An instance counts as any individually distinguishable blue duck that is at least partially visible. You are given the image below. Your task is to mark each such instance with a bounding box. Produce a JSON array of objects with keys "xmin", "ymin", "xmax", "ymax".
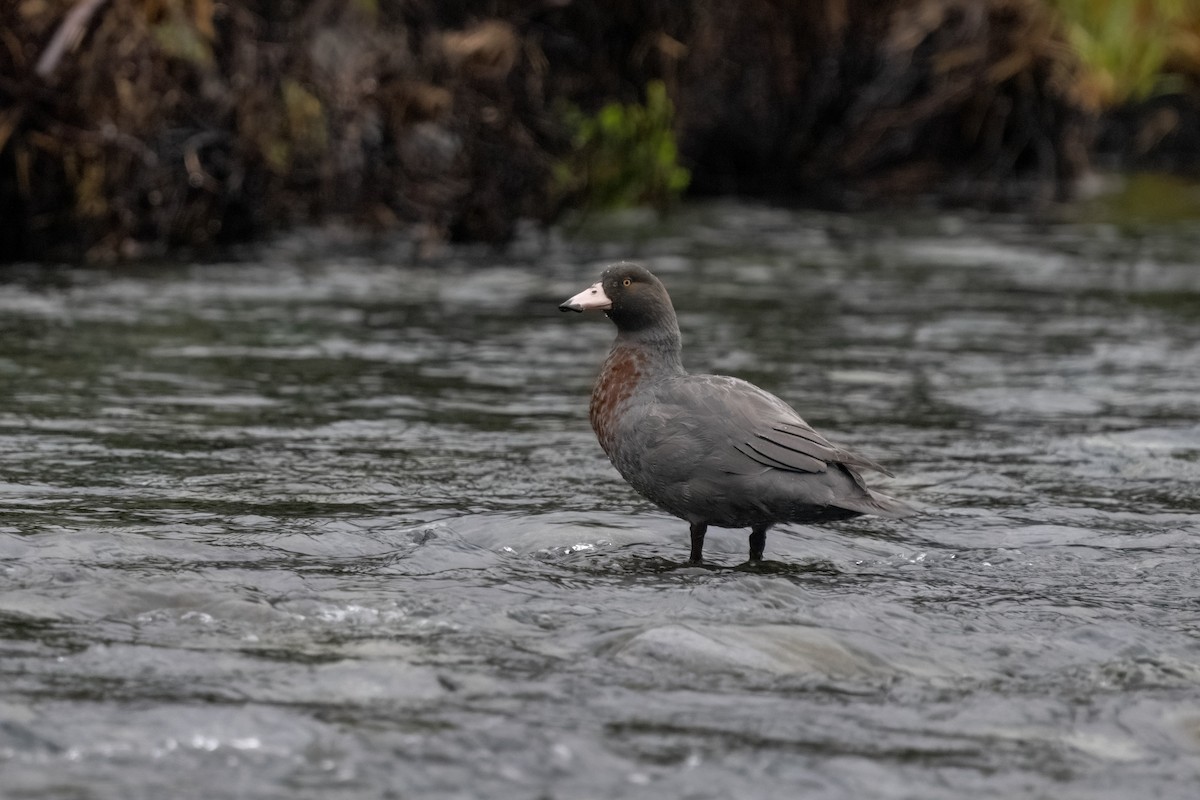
[{"xmin": 560, "ymin": 262, "xmax": 915, "ymax": 564}]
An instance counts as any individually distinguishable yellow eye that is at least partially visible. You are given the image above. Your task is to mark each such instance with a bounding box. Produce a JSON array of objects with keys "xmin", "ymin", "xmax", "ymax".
[{"xmin": 623, "ymin": 278, "xmax": 632, "ymax": 287}]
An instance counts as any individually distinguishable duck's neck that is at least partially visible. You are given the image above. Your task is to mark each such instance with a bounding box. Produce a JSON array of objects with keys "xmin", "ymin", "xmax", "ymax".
[
  {"xmin": 590, "ymin": 327, "xmax": 684, "ymax": 455},
  {"xmin": 613, "ymin": 325, "xmax": 684, "ymax": 377}
]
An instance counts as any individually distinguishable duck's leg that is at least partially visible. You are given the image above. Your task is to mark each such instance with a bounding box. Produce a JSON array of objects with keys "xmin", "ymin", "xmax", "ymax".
[
  {"xmin": 748, "ymin": 525, "xmax": 768, "ymax": 562},
  {"xmin": 688, "ymin": 522, "xmax": 707, "ymax": 564}
]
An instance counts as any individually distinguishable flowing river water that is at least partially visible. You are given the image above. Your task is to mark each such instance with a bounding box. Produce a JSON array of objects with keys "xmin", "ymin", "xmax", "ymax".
[{"xmin": 1, "ymin": 202, "xmax": 1199, "ymax": 798}]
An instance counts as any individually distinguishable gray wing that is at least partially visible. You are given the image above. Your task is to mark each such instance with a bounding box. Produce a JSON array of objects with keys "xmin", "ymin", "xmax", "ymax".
[
  {"xmin": 740, "ymin": 421, "xmax": 895, "ymax": 477},
  {"xmin": 654, "ymin": 374, "xmax": 894, "ymax": 477}
]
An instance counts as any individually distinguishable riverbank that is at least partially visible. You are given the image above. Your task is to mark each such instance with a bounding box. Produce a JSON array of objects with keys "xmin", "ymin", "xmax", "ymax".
[{"xmin": 2, "ymin": 0, "xmax": 1199, "ymax": 262}]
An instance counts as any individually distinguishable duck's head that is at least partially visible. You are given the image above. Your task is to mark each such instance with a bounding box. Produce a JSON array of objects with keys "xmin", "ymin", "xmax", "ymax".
[{"xmin": 559, "ymin": 262, "xmax": 677, "ymax": 334}]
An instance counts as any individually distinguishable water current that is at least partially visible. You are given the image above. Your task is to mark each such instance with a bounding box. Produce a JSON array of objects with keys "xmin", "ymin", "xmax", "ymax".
[{"xmin": 1, "ymin": 202, "xmax": 1199, "ymax": 798}]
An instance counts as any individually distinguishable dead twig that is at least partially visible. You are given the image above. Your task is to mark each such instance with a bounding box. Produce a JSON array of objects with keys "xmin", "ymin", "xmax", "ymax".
[
  {"xmin": 35, "ymin": 0, "xmax": 111, "ymax": 80},
  {"xmin": 0, "ymin": 0, "xmax": 111, "ymax": 156}
]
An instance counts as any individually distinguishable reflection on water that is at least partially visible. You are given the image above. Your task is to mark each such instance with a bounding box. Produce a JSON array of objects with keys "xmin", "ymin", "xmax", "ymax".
[{"xmin": 2, "ymin": 204, "xmax": 1199, "ymax": 798}]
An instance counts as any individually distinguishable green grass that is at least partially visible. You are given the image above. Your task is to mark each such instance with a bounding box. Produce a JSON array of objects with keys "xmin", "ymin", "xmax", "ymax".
[
  {"xmin": 1051, "ymin": 0, "xmax": 1193, "ymax": 106},
  {"xmin": 553, "ymin": 81, "xmax": 691, "ymax": 212}
]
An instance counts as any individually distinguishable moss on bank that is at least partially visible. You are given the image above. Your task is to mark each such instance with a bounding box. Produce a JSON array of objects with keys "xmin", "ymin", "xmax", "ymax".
[{"xmin": 0, "ymin": 1, "xmax": 1196, "ymax": 262}]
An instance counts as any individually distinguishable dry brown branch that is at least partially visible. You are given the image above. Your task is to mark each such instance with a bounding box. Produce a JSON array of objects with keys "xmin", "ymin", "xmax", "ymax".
[{"xmin": 35, "ymin": 0, "xmax": 111, "ymax": 80}]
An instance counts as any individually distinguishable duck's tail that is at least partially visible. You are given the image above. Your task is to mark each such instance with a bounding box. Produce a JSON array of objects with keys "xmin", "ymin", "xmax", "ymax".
[
  {"xmin": 861, "ymin": 488, "xmax": 919, "ymax": 518},
  {"xmin": 836, "ymin": 464, "xmax": 920, "ymax": 518}
]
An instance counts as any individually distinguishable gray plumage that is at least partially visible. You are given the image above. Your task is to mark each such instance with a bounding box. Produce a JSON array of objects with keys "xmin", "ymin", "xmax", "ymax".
[{"xmin": 560, "ymin": 262, "xmax": 915, "ymax": 563}]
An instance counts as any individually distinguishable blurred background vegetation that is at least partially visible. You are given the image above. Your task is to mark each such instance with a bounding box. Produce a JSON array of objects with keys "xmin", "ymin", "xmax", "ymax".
[{"xmin": 2, "ymin": 0, "xmax": 1200, "ymax": 262}]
